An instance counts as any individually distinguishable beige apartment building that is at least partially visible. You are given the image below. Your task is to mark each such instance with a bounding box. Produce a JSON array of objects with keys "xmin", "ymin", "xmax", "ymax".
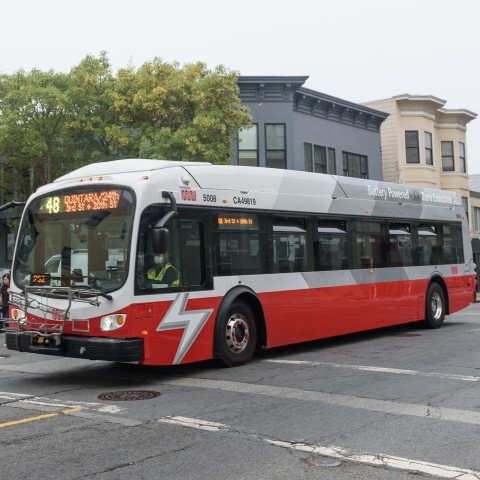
[{"xmin": 364, "ymin": 94, "xmax": 476, "ymax": 218}]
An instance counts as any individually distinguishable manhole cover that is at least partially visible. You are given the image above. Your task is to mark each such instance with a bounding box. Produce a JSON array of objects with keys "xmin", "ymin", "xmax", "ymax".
[{"xmin": 98, "ymin": 390, "xmax": 161, "ymax": 401}]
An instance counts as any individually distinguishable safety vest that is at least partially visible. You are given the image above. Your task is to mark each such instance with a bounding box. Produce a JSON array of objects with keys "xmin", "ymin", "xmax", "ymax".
[{"xmin": 147, "ymin": 263, "xmax": 181, "ymax": 286}]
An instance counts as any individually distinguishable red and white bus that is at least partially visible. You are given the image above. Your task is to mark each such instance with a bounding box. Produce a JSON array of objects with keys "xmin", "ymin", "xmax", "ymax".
[{"xmin": 5, "ymin": 159, "xmax": 476, "ymax": 366}]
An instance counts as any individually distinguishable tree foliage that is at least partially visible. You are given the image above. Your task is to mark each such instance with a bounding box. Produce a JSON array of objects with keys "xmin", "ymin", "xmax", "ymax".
[
  {"xmin": 0, "ymin": 68, "xmax": 71, "ymax": 196},
  {"xmin": 110, "ymin": 59, "xmax": 251, "ymax": 163},
  {"xmin": 0, "ymin": 54, "xmax": 251, "ymax": 203}
]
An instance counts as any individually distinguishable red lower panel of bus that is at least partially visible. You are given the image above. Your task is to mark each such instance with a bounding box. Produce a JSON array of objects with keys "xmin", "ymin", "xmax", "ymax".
[
  {"xmin": 259, "ymin": 276, "xmax": 472, "ymax": 349},
  {"xmin": 139, "ymin": 275, "xmax": 474, "ymax": 366}
]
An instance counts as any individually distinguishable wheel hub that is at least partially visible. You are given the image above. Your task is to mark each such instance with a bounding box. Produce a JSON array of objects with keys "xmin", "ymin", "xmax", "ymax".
[
  {"xmin": 431, "ymin": 292, "xmax": 443, "ymax": 320},
  {"xmin": 225, "ymin": 314, "xmax": 249, "ymax": 354}
]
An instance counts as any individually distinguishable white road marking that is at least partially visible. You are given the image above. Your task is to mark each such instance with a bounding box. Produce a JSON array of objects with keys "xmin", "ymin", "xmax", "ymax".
[
  {"xmin": 65, "ymin": 409, "xmax": 142, "ymax": 427},
  {"xmin": 0, "ymin": 391, "xmax": 124, "ymax": 413},
  {"xmin": 158, "ymin": 415, "xmax": 480, "ymax": 479},
  {"xmin": 264, "ymin": 359, "xmax": 480, "ymax": 382},
  {"xmin": 158, "ymin": 416, "xmax": 228, "ymax": 431},
  {"xmin": 162, "ymin": 377, "xmax": 480, "ymax": 425},
  {"xmin": 0, "ymin": 391, "xmax": 31, "ymax": 400},
  {"xmin": 267, "ymin": 439, "xmax": 480, "ymax": 479}
]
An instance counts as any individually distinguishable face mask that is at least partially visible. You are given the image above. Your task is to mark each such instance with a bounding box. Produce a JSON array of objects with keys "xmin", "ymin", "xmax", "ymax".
[{"xmin": 154, "ymin": 255, "xmax": 164, "ymax": 264}]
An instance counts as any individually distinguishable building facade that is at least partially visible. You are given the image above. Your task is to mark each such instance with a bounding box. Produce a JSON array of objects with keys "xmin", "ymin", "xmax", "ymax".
[
  {"xmin": 234, "ymin": 76, "xmax": 388, "ymax": 180},
  {"xmin": 364, "ymin": 94, "xmax": 477, "ymax": 217}
]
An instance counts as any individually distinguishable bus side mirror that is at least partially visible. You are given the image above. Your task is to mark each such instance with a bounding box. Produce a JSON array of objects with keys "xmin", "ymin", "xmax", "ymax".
[{"xmin": 152, "ymin": 228, "xmax": 170, "ymax": 254}]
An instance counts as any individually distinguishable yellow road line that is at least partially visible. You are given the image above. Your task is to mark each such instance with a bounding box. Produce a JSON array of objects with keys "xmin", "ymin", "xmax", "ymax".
[{"xmin": 0, "ymin": 407, "xmax": 82, "ymax": 429}]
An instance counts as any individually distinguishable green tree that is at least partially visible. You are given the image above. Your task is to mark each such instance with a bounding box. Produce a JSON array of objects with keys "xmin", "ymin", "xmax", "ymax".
[
  {"xmin": 66, "ymin": 52, "xmax": 119, "ymax": 164},
  {"xmin": 0, "ymin": 53, "xmax": 118, "ymax": 201},
  {"xmin": 111, "ymin": 59, "xmax": 251, "ymax": 163},
  {"xmin": 0, "ymin": 68, "xmax": 71, "ymax": 199}
]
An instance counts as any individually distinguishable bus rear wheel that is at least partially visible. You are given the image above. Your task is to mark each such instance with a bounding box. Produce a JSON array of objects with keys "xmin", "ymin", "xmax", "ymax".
[
  {"xmin": 215, "ymin": 300, "xmax": 257, "ymax": 367},
  {"xmin": 424, "ymin": 283, "xmax": 445, "ymax": 329}
]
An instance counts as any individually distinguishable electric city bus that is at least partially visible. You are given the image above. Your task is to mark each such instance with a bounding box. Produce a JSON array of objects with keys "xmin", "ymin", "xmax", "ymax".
[{"xmin": 4, "ymin": 159, "xmax": 476, "ymax": 367}]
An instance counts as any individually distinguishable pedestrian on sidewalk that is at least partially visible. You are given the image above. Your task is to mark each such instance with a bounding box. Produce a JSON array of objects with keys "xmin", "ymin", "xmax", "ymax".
[{"xmin": 1, "ymin": 273, "xmax": 11, "ymax": 331}]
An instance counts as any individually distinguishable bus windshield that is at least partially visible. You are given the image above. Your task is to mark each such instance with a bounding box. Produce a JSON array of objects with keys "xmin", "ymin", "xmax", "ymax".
[{"xmin": 13, "ymin": 187, "xmax": 134, "ymax": 293}]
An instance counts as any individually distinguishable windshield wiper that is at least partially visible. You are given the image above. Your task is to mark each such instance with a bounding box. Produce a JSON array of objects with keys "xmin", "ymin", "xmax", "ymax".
[{"xmin": 72, "ymin": 284, "xmax": 113, "ymax": 300}]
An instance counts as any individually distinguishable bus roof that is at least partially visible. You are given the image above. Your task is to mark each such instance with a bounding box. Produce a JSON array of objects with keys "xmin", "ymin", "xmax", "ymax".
[
  {"xmin": 51, "ymin": 159, "xmax": 461, "ymax": 213},
  {"xmin": 54, "ymin": 159, "xmax": 210, "ymax": 182}
]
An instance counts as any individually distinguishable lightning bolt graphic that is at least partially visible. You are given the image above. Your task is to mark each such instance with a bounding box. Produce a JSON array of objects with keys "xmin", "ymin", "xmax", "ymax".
[{"xmin": 157, "ymin": 293, "xmax": 214, "ymax": 365}]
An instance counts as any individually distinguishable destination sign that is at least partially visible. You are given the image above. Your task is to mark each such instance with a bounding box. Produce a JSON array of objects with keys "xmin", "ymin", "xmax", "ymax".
[
  {"xmin": 39, "ymin": 190, "xmax": 121, "ymax": 214},
  {"xmin": 217, "ymin": 214, "xmax": 259, "ymax": 230}
]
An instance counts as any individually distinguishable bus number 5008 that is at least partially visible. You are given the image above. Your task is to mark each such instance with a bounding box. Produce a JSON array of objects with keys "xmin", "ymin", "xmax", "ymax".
[{"xmin": 203, "ymin": 194, "xmax": 217, "ymax": 203}]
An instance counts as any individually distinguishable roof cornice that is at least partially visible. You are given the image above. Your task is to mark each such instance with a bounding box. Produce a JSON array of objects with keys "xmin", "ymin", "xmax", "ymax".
[{"xmin": 298, "ymin": 87, "xmax": 389, "ymax": 119}]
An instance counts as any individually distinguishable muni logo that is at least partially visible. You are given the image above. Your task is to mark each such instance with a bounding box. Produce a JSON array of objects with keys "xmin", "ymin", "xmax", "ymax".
[{"xmin": 156, "ymin": 293, "xmax": 214, "ymax": 364}]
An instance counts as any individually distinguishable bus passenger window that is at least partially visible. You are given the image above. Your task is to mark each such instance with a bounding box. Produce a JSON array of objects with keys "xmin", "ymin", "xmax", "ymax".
[
  {"xmin": 317, "ymin": 221, "xmax": 347, "ymax": 271},
  {"xmin": 273, "ymin": 219, "xmax": 307, "ymax": 273},
  {"xmin": 388, "ymin": 223, "xmax": 413, "ymax": 267},
  {"xmin": 353, "ymin": 221, "xmax": 387, "ymax": 269},
  {"xmin": 441, "ymin": 224, "xmax": 464, "ymax": 264},
  {"xmin": 180, "ymin": 220, "xmax": 204, "ymax": 285},
  {"xmin": 215, "ymin": 212, "xmax": 263, "ymax": 276},
  {"xmin": 417, "ymin": 224, "xmax": 438, "ymax": 265}
]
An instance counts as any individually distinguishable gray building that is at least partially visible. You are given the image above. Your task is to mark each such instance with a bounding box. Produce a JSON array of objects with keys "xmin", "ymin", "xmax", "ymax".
[{"xmin": 234, "ymin": 76, "xmax": 388, "ymax": 180}]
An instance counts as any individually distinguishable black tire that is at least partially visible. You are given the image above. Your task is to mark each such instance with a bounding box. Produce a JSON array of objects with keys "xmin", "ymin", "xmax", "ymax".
[
  {"xmin": 424, "ymin": 283, "xmax": 446, "ymax": 329},
  {"xmin": 215, "ymin": 300, "xmax": 257, "ymax": 367}
]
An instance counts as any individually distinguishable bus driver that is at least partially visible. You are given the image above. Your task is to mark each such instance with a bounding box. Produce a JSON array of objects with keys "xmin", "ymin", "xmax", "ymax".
[{"xmin": 146, "ymin": 253, "xmax": 180, "ymax": 287}]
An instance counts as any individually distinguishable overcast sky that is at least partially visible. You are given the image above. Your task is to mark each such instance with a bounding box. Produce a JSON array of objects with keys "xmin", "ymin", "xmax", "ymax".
[{"xmin": 2, "ymin": 0, "xmax": 479, "ymax": 173}]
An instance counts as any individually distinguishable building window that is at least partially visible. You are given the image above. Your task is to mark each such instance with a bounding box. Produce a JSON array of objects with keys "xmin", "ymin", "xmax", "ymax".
[
  {"xmin": 425, "ymin": 132, "xmax": 433, "ymax": 165},
  {"xmin": 342, "ymin": 152, "xmax": 368, "ymax": 179},
  {"xmin": 238, "ymin": 125, "xmax": 258, "ymax": 166},
  {"xmin": 327, "ymin": 148, "xmax": 336, "ymax": 174},
  {"xmin": 304, "ymin": 143, "xmax": 313, "ymax": 172},
  {"xmin": 265, "ymin": 124, "xmax": 286, "ymax": 169},
  {"xmin": 405, "ymin": 131, "xmax": 420, "ymax": 163},
  {"xmin": 474, "ymin": 207, "xmax": 480, "ymax": 232},
  {"xmin": 314, "ymin": 145, "xmax": 327, "ymax": 173},
  {"xmin": 441, "ymin": 141, "xmax": 454, "ymax": 171},
  {"xmin": 459, "ymin": 142, "xmax": 466, "ymax": 173},
  {"xmin": 304, "ymin": 144, "xmax": 336, "ymax": 174}
]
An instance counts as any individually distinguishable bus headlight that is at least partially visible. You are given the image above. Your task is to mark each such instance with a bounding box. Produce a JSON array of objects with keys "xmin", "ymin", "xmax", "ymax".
[
  {"xmin": 100, "ymin": 314, "xmax": 126, "ymax": 331},
  {"xmin": 11, "ymin": 308, "xmax": 27, "ymax": 325}
]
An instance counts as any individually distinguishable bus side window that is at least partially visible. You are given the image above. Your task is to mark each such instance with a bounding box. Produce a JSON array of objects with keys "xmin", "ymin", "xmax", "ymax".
[
  {"xmin": 180, "ymin": 220, "xmax": 204, "ymax": 286},
  {"xmin": 317, "ymin": 221, "xmax": 348, "ymax": 271},
  {"xmin": 214, "ymin": 212, "xmax": 263, "ymax": 276},
  {"xmin": 273, "ymin": 218, "xmax": 307, "ymax": 273},
  {"xmin": 353, "ymin": 221, "xmax": 387, "ymax": 269},
  {"xmin": 388, "ymin": 223, "xmax": 413, "ymax": 267},
  {"xmin": 417, "ymin": 224, "xmax": 438, "ymax": 266},
  {"xmin": 441, "ymin": 223, "xmax": 464, "ymax": 264}
]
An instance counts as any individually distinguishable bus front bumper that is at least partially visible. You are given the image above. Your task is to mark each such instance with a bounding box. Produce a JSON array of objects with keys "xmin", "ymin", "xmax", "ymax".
[{"xmin": 5, "ymin": 331, "xmax": 144, "ymax": 362}]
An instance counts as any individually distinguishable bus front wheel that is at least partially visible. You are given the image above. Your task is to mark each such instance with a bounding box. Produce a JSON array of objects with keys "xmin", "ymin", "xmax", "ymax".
[
  {"xmin": 425, "ymin": 283, "xmax": 446, "ymax": 329},
  {"xmin": 215, "ymin": 300, "xmax": 257, "ymax": 367}
]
